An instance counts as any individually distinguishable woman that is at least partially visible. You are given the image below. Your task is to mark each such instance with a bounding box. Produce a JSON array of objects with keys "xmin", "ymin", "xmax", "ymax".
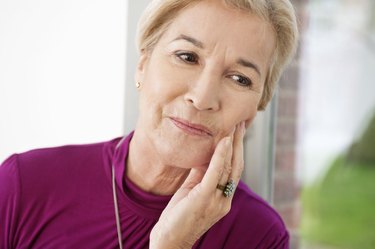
[{"xmin": 0, "ymin": 0, "xmax": 298, "ymax": 248}]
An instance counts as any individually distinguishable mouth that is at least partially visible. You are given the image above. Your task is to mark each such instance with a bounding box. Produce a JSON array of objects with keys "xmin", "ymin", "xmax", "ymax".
[{"xmin": 169, "ymin": 117, "xmax": 213, "ymax": 137}]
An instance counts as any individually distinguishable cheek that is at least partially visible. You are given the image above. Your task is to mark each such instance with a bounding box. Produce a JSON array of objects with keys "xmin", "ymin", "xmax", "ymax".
[
  {"xmin": 246, "ymin": 98, "xmax": 259, "ymax": 118},
  {"xmin": 245, "ymin": 108, "xmax": 258, "ymax": 128},
  {"xmin": 242, "ymin": 98, "xmax": 259, "ymax": 128},
  {"xmin": 141, "ymin": 58, "xmax": 189, "ymax": 103},
  {"xmin": 230, "ymin": 95, "xmax": 259, "ymax": 122},
  {"xmin": 138, "ymin": 61, "xmax": 190, "ymax": 126},
  {"xmin": 220, "ymin": 97, "xmax": 259, "ymax": 136}
]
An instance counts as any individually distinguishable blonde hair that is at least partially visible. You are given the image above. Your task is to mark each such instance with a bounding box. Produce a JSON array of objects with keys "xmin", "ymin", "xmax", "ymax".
[{"xmin": 136, "ymin": 0, "xmax": 299, "ymax": 110}]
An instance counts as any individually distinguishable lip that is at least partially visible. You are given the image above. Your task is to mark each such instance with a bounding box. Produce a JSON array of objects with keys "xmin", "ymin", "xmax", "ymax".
[{"xmin": 169, "ymin": 117, "xmax": 213, "ymax": 137}]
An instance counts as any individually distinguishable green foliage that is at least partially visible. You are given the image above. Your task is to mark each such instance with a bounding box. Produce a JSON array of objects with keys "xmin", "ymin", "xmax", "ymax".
[
  {"xmin": 301, "ymin": 156, "xmax": 375, "ymax": 249},
  {"xmin": 347, "ymin": 113, "xmax": 375, "ymax": 164}
]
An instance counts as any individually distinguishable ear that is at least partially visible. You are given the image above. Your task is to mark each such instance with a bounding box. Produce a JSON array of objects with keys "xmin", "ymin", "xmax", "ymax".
[{"xmin": 135, "ymin": 50, "xmax": 149, "ymax": 84}]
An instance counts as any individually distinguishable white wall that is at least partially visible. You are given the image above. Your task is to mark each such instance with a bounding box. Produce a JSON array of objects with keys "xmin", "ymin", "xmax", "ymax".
[{"xmin": 0, "ymin": 0, "xmax": 128, "ymax": 162}]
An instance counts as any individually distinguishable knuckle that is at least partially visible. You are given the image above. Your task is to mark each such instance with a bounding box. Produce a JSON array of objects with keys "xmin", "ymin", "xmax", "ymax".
[{"xmin": 224, "ymin": 164, "xmax": 232, "ymax": 175}]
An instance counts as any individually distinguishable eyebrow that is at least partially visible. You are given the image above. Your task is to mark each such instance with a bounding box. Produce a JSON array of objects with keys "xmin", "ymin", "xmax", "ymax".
[
  {"xmin": 173, "ymin": 34, "xmax": 261, "ymax": 76},
  {"xmin": 237, "ymin": 58, "xmax": 261, "ymax": 77},
  {"xmin": 172, "ymin": 34, "xmax": 204, "ymax": 49}
]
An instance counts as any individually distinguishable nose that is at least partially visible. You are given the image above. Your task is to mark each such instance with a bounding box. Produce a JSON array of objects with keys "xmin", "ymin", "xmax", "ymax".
[{"xmin": 184, "ymin": 69, "xmax": 221, "ymax": 111}]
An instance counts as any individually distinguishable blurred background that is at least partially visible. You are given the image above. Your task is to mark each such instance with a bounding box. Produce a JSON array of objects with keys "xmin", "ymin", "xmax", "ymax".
[
  {"xmin": 0, "ymin": 0, "xmax": 374, "ymax": 248},
  {"xmin": 297, "ymin": 0, "xmax": 375, "ymax": 248}
]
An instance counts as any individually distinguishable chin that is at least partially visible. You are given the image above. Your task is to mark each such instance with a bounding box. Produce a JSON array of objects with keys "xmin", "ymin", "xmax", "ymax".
[{"xmin": 154, "ymin": 133, "xmax": 214, "ymax": 169}]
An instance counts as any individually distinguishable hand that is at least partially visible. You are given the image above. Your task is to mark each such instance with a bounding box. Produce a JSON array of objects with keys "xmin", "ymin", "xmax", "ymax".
[{"xmin": 150, "ymin": 121, "xmax": 246, "ymax": 249}]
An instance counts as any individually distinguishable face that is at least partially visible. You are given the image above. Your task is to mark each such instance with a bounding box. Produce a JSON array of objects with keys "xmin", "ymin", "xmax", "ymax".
[{"xmin": 135, "ymin": 0, "xmax": 275, "ymax": 169}]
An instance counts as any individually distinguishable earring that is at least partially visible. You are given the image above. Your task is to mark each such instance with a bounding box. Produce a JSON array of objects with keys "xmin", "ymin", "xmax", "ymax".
[{"xmin": 136, "ymin": 82, "xmax": 141, "ymax": 88}]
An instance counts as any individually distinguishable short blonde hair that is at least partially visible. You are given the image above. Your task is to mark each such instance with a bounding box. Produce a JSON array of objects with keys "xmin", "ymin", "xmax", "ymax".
[{"xmin": 137, "ymin": 0, "xmax": 299, "ymax": 110}]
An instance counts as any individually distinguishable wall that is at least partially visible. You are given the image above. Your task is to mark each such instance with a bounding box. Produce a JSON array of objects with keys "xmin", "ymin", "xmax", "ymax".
[
  {"xmin": 273, "ymin": 0, "xmax": 309, "ymax": 248},
  {"xmin": 0, "ymin": 0, "xmax": 127, "ymax": 162}
]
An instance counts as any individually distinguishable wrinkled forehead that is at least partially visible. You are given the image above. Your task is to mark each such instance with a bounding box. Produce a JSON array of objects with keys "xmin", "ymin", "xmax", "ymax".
[{"xmin": 158, "ymin": 0, "xmax": 276, "ymax": 69}]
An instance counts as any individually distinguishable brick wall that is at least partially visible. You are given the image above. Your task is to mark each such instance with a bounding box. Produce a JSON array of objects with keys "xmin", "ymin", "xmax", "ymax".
[{"xmin": 273, "ymin": 1, "xmax": 308, "ymax": 248}]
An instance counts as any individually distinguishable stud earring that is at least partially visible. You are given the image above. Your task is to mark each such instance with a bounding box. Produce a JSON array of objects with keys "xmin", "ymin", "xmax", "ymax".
[{"xmin": 136, "ymin": 82, "xmax": 141, "ymax": 88}]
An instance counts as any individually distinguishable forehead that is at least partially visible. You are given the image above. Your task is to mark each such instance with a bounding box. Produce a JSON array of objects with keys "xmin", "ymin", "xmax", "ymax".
[{"xmin": 159, "ymin": 0, "xmax": 276, "ymax": 67}]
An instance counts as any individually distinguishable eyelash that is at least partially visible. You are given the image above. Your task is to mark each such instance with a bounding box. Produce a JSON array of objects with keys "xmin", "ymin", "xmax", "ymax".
[
  {"xmin": 176, "ymin": 51, "xmax": 199, "ymax": 64},
  {"xmin": 175, "ymin": 51, "xmax": 253, "ymax": 88},
  {"xmin": 229, "ymin": 74, "xmax": 252, "ymax": 88}
]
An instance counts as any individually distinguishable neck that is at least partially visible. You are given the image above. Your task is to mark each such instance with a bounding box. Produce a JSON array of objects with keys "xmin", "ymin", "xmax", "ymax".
[{"xmin": 126, "ymin": 130, "xmax": 190, "ymax": 196}]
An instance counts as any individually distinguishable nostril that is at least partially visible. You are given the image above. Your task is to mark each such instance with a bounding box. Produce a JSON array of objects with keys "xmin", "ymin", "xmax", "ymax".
[
  {"xmin": 184, "ymin": 83, "xmax": 220, "ymax": 111},
  {"xmin": 184, "ymin": 95, "xmax": 217, "ymax": 111}
]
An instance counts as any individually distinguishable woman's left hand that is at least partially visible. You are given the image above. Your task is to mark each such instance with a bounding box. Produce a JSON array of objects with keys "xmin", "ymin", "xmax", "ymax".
[{"xmin": 150, "ymin": 121, "xmax": 246, "ymax": 249}]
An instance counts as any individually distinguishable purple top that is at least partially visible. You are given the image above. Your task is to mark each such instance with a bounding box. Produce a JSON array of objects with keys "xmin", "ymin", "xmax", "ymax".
[{"xmin": 0, "ymin": 132, "xmax": 289, "ymax": 249}]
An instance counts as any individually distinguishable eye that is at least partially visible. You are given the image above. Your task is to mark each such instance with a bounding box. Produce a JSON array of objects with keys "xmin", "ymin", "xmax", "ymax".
[
  {"xmin": 230, "ymin": 74, "xmax": 252, "ymax": 88},
  {"xmin": 175, "ymin": 52, "xmax": 198, "ymax": 64}
]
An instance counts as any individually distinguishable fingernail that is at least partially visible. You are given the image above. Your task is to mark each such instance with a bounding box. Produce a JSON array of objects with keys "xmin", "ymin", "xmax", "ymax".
[{"xmin": 241, "ymin": 122, "xmax": 246, "ymax": 135}]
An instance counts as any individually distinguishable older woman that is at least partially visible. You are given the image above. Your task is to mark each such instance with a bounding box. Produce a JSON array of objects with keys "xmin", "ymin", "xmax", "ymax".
[{"xmin": 0, "ymin": 0, "xmax": 298, "ymax": 248}]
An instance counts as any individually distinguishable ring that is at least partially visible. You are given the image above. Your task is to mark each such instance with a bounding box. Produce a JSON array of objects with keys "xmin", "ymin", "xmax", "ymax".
[
  {"xmin": 216, "ymin": 183, "xmax": 226, "ymax": 191},
  {"xmin": 217, "ymin": 179, "xmax": 236, "ymax": 198}
]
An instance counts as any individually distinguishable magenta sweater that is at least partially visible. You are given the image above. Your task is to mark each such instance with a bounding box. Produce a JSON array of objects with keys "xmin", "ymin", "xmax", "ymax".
[{"xmin": 0, "ymin": 132, "xmax": 289, "ymax": 248}]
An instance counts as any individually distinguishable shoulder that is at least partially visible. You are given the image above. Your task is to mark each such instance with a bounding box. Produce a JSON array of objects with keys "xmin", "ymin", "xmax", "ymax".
[
  {"xmin": 0, "ymin": 154, "xmax": 21, "ymax": 248},
  {"xmin": 0, "ymin": 138, "xmax": 120, "ymax": 195},
  {"xmin": 15, "ymin": 140, "xmax": 108, "ymax": 167},
  {"xmin": 0, "ymin": 138, "xmax": 121, "ymax": 248},
  {"xmin": 0, "ymin": 154, "xmax": 21, "ymax": 202},
  {"xmin": 3, "ymin": 138, "xmax": 119, "ymax": 175}
]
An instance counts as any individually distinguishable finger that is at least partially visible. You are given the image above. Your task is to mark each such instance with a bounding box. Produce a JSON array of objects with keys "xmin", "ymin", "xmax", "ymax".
[
  {"xmin": 201, "ymin": 136, "xmax": 231, "ymax": 191},
  {"xmin": 229, "ymin": 121, "xmax": 246, "ymax": 190},
  {"xmin": 217, "ymin": 127, "xmax": 235, "ymax": 188},
  {"xmin": 180, "ymin": 168, "xmax": 206, "ymax": 190}
]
